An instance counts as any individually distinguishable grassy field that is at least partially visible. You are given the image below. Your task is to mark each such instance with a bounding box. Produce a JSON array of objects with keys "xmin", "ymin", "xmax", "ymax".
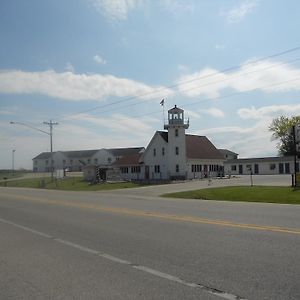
[
  {"xmin": 163, "ymin": 186, "xmax": 300, "ymax": 205},
  {"xmin": 0, "ymin": 177, "xmax": 147, "ymax": 191},
  {"xmin": 0, "ymin": 170, "xmax": 31, "ymax": 180}
]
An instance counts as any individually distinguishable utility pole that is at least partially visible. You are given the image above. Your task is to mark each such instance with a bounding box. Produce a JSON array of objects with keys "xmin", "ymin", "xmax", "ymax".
[
  {"xmin": 12, "ymin": 149, "xmax": 16, "ymax": 175},
  {"xmin": 292, "ymin": 125, "xmax": 297, "ymax": 187},
  {"xmin": 43, "ymin": 120, "xmax": 58, "ymax": 182},
  {"xmin": 294, "ymin": 123, "xmax": 300, "ymax": 187}
]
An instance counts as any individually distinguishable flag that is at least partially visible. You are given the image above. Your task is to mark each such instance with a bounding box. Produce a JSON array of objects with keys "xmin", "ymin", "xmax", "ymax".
[{"xmin": 160, "ymin": 99, "xmax": 165, "ymax": 106}]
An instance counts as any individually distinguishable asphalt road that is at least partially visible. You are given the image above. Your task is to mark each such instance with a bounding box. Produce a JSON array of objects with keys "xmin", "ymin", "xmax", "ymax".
[{"xmin": 0, "ymin": 181, "xmax": 299, "ymax": 300}]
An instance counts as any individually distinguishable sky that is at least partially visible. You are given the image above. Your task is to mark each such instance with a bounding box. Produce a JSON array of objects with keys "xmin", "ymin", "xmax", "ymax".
[{"xmin": 1, "ymin": 0, "xmax": 300, "ymax": 170}]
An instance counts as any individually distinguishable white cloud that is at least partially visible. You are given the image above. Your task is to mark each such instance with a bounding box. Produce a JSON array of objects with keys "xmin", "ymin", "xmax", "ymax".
[
  {"xmin": 162, "ymin": 0, "xmax": 194, "ymax": 16},
  {"xmin": 176, "ymin": 67, "xmax": 228, "ymax": 99},
  {"xmin": 194, "ymin": 117, "xmax": 277, "ymax": 158},
  {"xmin": 184, "ymin": 109, "xmax": 201, "ymax": 119},
  {"xmin": 177, "ymin": 60, "xmax": 300, "ymax": 99},
  {"xmin": 223, "ymin": 0, "xmax": 258, "ymax": 23},
  {"xmin": 238, "ymin": 104, "xmax": 300, "ymax": 120},
  {"xmin": 65, "ymin": 113, "xmax": 155, "ymax": 137},
  {"xmin": 65, "ymin": 62, "xmax": 75, "ymax": 72},
  {"xmin": 185, "ymin": 107, "xmax": 224, "ymax": 119},
  {"xmin": 92, "ymin": 0, "xmax": 142, "ymax": 21},
  {"xmin": 94, "ymin": 55, "xmax": 107, "ymax": 65},
  {"xmin": 200, "ymin": 108, "xmax": 225, "ymax": 118},
  {"xmin": 192, "ymin": 103, "xmax": 300, "ymax": 158},
  {"xmin": 0, "ymin": 69, "xmax": 174, "ymax": 101}
]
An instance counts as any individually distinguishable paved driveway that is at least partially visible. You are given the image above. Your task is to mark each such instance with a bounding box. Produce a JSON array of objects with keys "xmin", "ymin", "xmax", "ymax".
[{"xmin": 107, "ymin": 174, "xmax": 292, "ymax": 197}]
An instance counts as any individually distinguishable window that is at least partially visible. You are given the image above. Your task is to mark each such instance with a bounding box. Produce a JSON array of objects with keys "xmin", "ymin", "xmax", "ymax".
[
  {"xmin": 120, "ymin": 167, "xmax": 129, "ymax": 173},
  {"xmin": 231, "ymin": 165, "xmax": 236, "ymax": 171},
  {"xmin": 107, "ymin": 157, "xmax": 112, "ymax": 163},
  {"xmin": 94, "ymin": 158, "xmax": 98, "ymax": 164},
  {"xmin": 175, "ymin": 147, "xmax": 179, "ymax": 155},
  {"xmin": 153, "ymin": 148, "xmax": 156, "ymax": 156},
  {"xmin": 176, "ymin": 164, "xmax": 179, "ymax": 172},
  {"xmin": 154, "ymin": 165, "xmax": 160, "ymax": 173},
  {"xmin": 87, "ymin": 159, "xmax": 90, "ymax": 164},
  {"xmin": 70, "ymin": 160, "xmax": 73, "ymax": 165},
  {"xmin": 34, "ymin": 160, "xmax": 37, "ymax": 165},
  {"xmin": 131, "ymin": 166, "xmax": 141, "ymax": 173},
  {"xmin": 162, "ymin": 147, "xmax": 165, "ymax": 156},
  {"xmin": 45, "ymin": 160, "xmax": 48, "ymax": 165},
  {"xmin": 246, "ymin": 164, "xmax": 252, "ymax": 171},
  {"xmin": 191, "ymin": 165, "xmax": 202, "ymax": 172},
  {"xmin": 63, "ymin": 160, "xmax": 66, "ymax": 165},
  {"xmin": 270, "ymin": 164, "xmax": 276, "ymax": 170},
  {"xmin": 175, "ymin": 129, "xmax": 178, "ymax": 137}
]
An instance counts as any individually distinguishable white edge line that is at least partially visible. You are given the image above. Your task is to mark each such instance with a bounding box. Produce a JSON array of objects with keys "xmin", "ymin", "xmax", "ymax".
[
  {"xmin": 0, "ymin": 216, "xmax": 247, "ymax": 300},
  {"xmin": 54, "ymin": 238, "xmax": 99, "ymax": 255},
  {"xmin": 0, "ymin": 217, "xmax": 52, "ymax": 238}
]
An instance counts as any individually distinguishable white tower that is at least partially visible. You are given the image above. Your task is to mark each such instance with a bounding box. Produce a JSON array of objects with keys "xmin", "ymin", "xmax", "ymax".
[{"xmin": 164, "ymin": 105, "xmax": 189, "ymax": 179}]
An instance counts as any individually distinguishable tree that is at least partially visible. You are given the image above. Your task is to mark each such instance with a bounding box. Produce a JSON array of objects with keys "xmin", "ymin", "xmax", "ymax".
[{"xmin": 269, "ymin": 116, "xmax": 300, "ymax": 156}]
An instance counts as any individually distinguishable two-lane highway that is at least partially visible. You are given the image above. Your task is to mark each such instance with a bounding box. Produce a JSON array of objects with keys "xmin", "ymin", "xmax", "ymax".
[{"xmin": 0, "ymin": 186, "xmax": 299, "ymax": 299}]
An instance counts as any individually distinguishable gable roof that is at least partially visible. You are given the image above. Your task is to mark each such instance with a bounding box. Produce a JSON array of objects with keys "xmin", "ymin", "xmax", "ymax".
[
  {"xmin": 186, "ymin": 135, "xmax": 223, "ymax": 160},
  {"xmin": 112, "ymin": 153, "xmax": 143, "ymax": 166},
  {"xmin": 63, "ymin": 150, "xmax": 99, "ymax": 158},
  {"xmin": 33, "ymin": 152, "xmax": 53, "ymax": 160},
  {"xmin": 33, "ymin": 147, "xmax": 144, "ymax": 161},
  {"xmin": 107, "ymin": 147, "xmax": 144, "ymax": 157},
  {"xmin": 218, "ymin": 149, "xmax": 238, "ymax": 156}
]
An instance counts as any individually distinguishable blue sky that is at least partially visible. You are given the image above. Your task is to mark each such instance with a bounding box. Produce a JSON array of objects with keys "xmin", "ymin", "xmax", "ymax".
[{"xmin": 1, "ymin": 0, "xmax": 300, "ymax": 169}]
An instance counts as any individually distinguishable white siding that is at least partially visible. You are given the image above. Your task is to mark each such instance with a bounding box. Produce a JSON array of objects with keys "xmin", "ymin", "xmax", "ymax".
[
  {"xmin": 91, "ymin": 149, "xmax": 115, "ymax": 166},
  {"xmin": 142, "ymin": 133, "xmax": 169, "ymax": 180},
  {"xmin": 167, "ymin": 126, "xmax": 187, "ymax": 179},
  {"xmin": 224, "ymin": 158, "xmax": 299, "ymax": 175}
]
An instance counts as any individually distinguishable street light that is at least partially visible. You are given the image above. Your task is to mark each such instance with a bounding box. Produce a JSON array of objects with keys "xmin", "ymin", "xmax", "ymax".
[
  {"xmin": 10, "ymin": 120, "xmax": 58, "ymax": 181},
  {"xmin": 12, "ymin": 149, "xmax": 16, "ymax": 175}
]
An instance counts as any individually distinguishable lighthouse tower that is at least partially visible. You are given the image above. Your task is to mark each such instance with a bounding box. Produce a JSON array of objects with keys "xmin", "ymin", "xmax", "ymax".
[{"xmin": 164, "ymin": 105, "xmax": 189, "ymax": 179}]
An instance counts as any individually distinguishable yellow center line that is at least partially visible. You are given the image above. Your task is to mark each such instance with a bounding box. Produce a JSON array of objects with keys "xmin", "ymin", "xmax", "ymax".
[{"xmin": 2, "ymin": 192, "xmax": 300, "ymax": 235}]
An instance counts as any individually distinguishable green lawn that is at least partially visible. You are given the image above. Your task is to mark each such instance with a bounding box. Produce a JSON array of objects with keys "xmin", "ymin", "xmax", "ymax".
[
  {"xmin": 0, "ymin": 177, "xmax": 147, "ymax": 191},
  {"xmin": 163, "ymin": 186, "xmax": 300, "ymax": 205}
]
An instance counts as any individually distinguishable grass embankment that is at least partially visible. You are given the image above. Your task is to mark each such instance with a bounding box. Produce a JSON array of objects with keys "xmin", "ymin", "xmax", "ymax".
[
  {"xmin": 163, "ymin": 186, "xmax": 300, "ymax": 205},
  {"xmin": 0, "ymin": 177, "xmax": 145, "ymax": 191}
]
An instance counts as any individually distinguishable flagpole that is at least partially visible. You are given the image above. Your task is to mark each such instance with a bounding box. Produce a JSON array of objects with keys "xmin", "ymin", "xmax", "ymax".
[{"xmin": 160, "ymin": 99, "xmax": 165, "ymax": 127}]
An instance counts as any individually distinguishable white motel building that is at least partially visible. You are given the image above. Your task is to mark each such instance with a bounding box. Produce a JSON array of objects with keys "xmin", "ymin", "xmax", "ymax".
[{"xmin": 33, "ymin": 105, "xmax": 299, "ymax": 181}]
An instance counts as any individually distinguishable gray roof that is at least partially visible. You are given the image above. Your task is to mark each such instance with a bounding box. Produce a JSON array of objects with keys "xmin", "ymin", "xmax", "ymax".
[
  {"xmin": 218, "ymin": 149, "xmax": 238, "ymax": 156},
  {"xmin": 225, "ymin": 156, "xmax": 295, "ymax": 164},
  {"xmin": 107, "ymin": 147, "xmax": 144, "ymax": 157},
  {"xmin": 33, "ymin": 147, "xmax": 144, "ymax": 160},
  {"xmin": 33, "ymin": 152, "xmax": 53, "ymax": 159},
  {"xmin": 63, "ymin": 150, "xmax": 99, "ymax": 158}
]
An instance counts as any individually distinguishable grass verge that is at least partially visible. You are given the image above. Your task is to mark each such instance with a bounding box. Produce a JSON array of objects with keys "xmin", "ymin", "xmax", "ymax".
[
  {"xmin": 162, "ymin": 186, "xmax": 300, "ymax": 205},
  {"xmin": 0, "ymin": 177, "xmax": 147, "ymax": 191}
]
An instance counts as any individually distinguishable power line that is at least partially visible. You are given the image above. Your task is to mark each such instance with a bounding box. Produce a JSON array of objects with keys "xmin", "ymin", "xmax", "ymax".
[
  {"xmin": 57, "ymin": 46, "xmax": 300, "ymax": 121},
  {"xmin": 61, "ymin": 75, "xmax": 300, "ymax": 126},
  {"xmin": 64, "ymin": 57, "xmax": 300, "ymax": 119}
]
